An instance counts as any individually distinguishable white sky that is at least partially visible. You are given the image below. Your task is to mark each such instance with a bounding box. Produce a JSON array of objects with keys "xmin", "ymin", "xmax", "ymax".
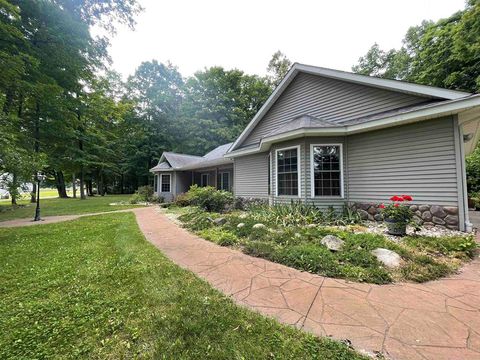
[{"xmin": 102, "ymin": 0, "xmax": 466, "ymax": 78}]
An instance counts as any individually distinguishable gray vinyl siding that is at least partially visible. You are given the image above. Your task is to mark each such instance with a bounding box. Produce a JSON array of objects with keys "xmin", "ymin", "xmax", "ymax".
[
  {"xmin": 241, "ymin": 73, "xmax": 433, "ymax": 147},
  {"xmin": 233, "ymin": 116, "xmax": 460, "ymax": 209},
  {"xmin": 347, "ymin": 117, "xmax": 458, "ymax": 206},
  {"xmin": 234, "ymin": 152, "xmax": 269, "ymax": 198}
]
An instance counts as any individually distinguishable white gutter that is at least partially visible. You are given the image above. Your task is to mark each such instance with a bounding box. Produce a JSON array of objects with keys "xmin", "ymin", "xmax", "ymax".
[{"xmin": 226, "ymin": 95, "xmax": 480, "ymax": 158}]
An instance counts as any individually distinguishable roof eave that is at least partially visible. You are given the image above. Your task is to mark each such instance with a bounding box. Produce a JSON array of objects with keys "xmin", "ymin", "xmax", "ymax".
[
  {"xmin": 228, "ymin": 63, "xmax": 472, "ymax": 153},
  {"xmin": 226, "ymin": 95, "xmax": 480, "ymax": 158}
]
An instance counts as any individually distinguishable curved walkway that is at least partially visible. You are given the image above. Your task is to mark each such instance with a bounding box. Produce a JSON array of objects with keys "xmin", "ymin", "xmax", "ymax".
[{"xmin": 134, "ymin": 207, "xmax": 480, "ymax": 360}]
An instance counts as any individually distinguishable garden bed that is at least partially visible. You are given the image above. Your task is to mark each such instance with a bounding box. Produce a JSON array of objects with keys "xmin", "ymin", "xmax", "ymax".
[{"xmin": 167, "ymin": 204, "xmax": 477, "ymax": 285}]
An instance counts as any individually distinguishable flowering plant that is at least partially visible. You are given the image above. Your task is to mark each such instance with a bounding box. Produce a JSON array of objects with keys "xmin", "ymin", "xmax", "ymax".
[{"xmin": 379, "ymin": 195, "xmax": 414, "ymax": 223}]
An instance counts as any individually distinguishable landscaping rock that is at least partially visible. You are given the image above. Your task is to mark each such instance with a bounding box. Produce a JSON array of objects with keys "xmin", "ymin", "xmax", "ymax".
[
  {"xmin": 367, "ymin": 206, "xmax": 377, "ymax": 215},
  {"xmin": 409, "ymin": 205, "xmax": 418, "ymax": 212},
  {"xmin": 412, "ymin": 215, "xmax": 422, "ymax": 225},
  {"xmin": 237, "ymin": 223, "xmax": 245, "ymax": 228},
  {"xmin": 306, "ymin": 224, "xmax": 317, "ymax": 228},
  {"xmin": 357, "ymin": 209, "xmax": 369, "ymax": 220},
  {"xmin": 419, "ymin": 205, "xmax": 430, "ymax": 212},
  {"xmin": 371, "ymin": 248, "xmax": 402, "ymax": 268},
  {"xmin": 444, "ymin": 215, "xmax": 459, "ymax": 226},
  {"xmin": 357, "ymin": 203, "xmax": 371, "ymax": 211},
  {"xmin": 320, "ymin": 235, "xmax": 344, "ymax": 251},
  {"xmin": 421, "ymin": 211, "xmax": 432, "ymax": 222},
  {"xmin": 253, "ymin": 223, "xmax": 266, "ymax": 229},
  {"xmin": 374, "ymin": 213, "xmax": 383, "ymax": 221},
  {"xmin": 432, "ymin": 216, "xmax": 446, "ymax": 225},
  {"xmin": 444, "ymin": 207, "xmax": 458, "ymax": 215},
  {"xmin": 431, "ymin": 205, "xmax": 447, "ymax": 218},
  {"xmin": 214, "ymin": 217, "xmax": 227, "ymax": 226}
]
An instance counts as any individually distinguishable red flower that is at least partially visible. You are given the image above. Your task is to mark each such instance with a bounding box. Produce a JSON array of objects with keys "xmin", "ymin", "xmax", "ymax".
[
  {"xmin": 401, "ymin": 195, "xmax": 413, "ymax": 201},
  {"xmin": 394, "ymin": 203, "xmax": 399, "ymax": 207},
  {"xmin": 390, "ymin": 195, "xmax": 404, "ymax": 202},
  {"xmin": 379, "ymin": 204, "xmax": 385, "ymax": 209}
]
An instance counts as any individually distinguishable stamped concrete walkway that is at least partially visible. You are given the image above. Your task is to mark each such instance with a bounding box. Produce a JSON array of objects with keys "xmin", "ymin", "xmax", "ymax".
[{"xmin": 134, "ymin": 207, "xmax": 480, "ymax": 360}]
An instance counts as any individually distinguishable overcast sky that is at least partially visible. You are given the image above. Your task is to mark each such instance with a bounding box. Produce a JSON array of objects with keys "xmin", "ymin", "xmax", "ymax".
[{"xmin": 101, "ymin": 0, "xmax": 466, "ymax": 78}]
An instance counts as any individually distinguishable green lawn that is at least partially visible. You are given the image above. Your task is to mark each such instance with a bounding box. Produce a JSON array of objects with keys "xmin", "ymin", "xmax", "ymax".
[
  {"xmin": 0, "ymin": 213, "xmax": 363, "ymax": 359},
  {"xmin": 0, "ymin": 195, "xmax": 140, "ymax": 222}
]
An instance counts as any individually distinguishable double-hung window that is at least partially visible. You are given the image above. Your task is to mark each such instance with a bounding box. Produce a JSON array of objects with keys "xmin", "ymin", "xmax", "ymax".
[
  {"xmin": 276, "ymin": 147, "xmax": 299, "ymax": 196},
  {"xmin": 217, "ymin": 172, "xmax": 230, "ymax": 191},
  {"xmin": 311, "ymin": 145, "xmax": 343, "ymax": 197},
  {"xmin": 161, "ymin": 174, "xmax": 171, "ymax": 192}
]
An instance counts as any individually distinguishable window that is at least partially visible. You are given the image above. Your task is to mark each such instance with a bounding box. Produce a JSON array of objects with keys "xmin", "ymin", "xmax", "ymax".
[
  {"xmin": 276, "ymin": 146, "xmax": 300, "ymax": 196},
  {"xmin": 311, "ymin": 145, "xmax": 343, "ymax": 197},
  {"xmin": 161, "ymin": 174, "xmax": 171, "ymax": 192},
  {"xmin": 201, "ymin": 173, "xmax": 209, "ymax": 187},
  {"xmin": 217, "ymin": 172, "xmax": 230, "ymax": 191}
]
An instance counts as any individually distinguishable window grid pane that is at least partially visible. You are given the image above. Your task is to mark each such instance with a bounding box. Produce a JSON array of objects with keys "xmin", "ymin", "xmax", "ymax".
[
  {"xmin": 161, "ymin": 175, "xmax": 170, "ymax": 192},
  {"xmin": 313, "ymin": 146, "xmax": 341, "ymax": 197},
  {"xmin": 277, "ymin": 148, "xmax": 298, "ymax": 196}
]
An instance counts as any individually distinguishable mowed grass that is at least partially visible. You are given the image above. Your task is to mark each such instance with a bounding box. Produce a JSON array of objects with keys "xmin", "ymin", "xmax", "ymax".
[
  {"xmin": 0, "ymin": 195, "xmax": 140, "ymax": 222},
  {"xmin": 0, "ymin": 213, "xmax": 364, "ymax": 359}
]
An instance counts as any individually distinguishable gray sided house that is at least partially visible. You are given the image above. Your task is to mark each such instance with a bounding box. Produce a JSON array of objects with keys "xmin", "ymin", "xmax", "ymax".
[
  {"xmin": 150, "ymin": 143, "xmax": 233, "ymax": 202},
  {"xmin": 152, "ymin": 63, "xmax": 480, "ymax": 231}
]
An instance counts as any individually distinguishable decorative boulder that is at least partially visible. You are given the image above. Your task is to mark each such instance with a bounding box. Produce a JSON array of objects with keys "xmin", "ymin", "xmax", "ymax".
[
  {"xmin": 371, "ymin": 248, "xmax": 402, "ymax": 268},
  {"xmin": 421, "ymin": 211, "xmax": 432, "ymax": 222},
  {"xmin": 321, "ymin": 235, "xmax": 344, "ymax": 251},
  {"xmin": 306, "ymin": 224, "xmax": 317, "ymax": 228},
  {"xmin": 213, "ymin": 217, "xmax": 227, "ymax": 226},
  {"xmin": 252, "ymin": 223, "xmax": 266, "ymax": 229},
  {"xmin": 374, "ymin": 213, "xmax": 383, "ymax": 222},
  {"xmin": 357, "ymin": 209, "xmax": 369, "ymax": 221},
  {"xmin": 237, "ymin": 223, "xmax": 245, "ymax": 228}
]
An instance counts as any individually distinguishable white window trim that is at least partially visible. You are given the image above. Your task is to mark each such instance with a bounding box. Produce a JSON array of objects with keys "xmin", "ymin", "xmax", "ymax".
[
  {"xmin": 310, "ymin": 143, "xmax": 344, "ymax": 199},
  {"xmin": 160, "ymin": 173, "xmax": 171, "ymax": 193},
  {"xmin": 201, "ymin": 173, "xmax": 209, "ymax": 187},
  {"xmin": 219, "ymin": 171, "xmax": 230, "ymax": 191},
  {"xmin": 275, "ymin": 145, "xmax": 301, "ymax": 198}
]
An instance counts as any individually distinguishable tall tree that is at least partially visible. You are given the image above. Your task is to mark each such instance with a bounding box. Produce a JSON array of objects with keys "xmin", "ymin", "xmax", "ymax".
[
  {"xmin": 352, "ymin": 0, "xmax": 480, "ymax": 93},
  {"xmin": 267, "ymin": 51, "xmax": 292, "ymax": 87}
]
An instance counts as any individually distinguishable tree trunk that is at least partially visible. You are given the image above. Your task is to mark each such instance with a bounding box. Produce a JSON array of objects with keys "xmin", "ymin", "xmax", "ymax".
[
  {"xmin": 72, "ymin": 173, "xmax": 77, "ymax": 198},
  {"xmin": 55, "ymin": 171, "xmax": 68, "ymax": 198},
  {"xmin": 120, "ymin": 173, "xmax": 125, "ymax": 194},
  {"xmin": 79, "ymin": 167, "xmax": 86, "ymax": 200},
  {"xmin": 100, "ymin": 171, "xmax": 105, "ymax": 196},
  {"xmin": 87, "ymin": 179, "xmax": 94, "ymax": 196},
  {"xmin": 31, "ymin": 182, "xmax": 37, "ymax": 203},
  {"xmin": 10, "ymin": 173, "xmax": 17, "ymax": 205}
]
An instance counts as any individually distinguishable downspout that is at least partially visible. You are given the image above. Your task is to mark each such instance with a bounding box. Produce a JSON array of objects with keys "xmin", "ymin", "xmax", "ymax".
[
  {"xmin": 453, "ymin": 115, "xmax": 470, "ymax": 232},
  {"xmin": 344, "ymin": 135, "xmax": 349, "ymax": 207}
]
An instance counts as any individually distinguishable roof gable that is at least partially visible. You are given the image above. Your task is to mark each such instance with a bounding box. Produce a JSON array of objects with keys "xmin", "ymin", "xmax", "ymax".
[{"xmin": 229, "ymin": 63, "xmax": 471, "ymax": 151}]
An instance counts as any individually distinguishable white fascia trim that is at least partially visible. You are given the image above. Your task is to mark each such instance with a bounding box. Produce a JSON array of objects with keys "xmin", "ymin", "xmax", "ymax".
[
  {"xmin": 226, "ymin": 95, "xmax": 480, "ymax": 158},
  {"xmin": 274, "ymin": 145, "xmax": 301, "ymax": 198},
  {"xmin": 309, "ymin": 144, "xmax": 344, "ymax": 199},
  {"xmin": 295, "ymin": 64, "xmax": 471, "ymax": 100},
  {"xmin": 228, "ymin": 63, "xmax": 471, "ymax": 153}
]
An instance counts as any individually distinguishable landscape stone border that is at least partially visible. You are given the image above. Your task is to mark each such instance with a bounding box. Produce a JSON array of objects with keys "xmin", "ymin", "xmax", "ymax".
[{"xmin": 351, "ymin": 202, "xmax": 459, "ymax": 230}]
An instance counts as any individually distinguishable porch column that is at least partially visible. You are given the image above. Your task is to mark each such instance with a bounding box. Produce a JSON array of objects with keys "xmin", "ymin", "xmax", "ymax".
[{"xmin": 215, "ymin": 168, "xmax": 218, "ymax": 189}]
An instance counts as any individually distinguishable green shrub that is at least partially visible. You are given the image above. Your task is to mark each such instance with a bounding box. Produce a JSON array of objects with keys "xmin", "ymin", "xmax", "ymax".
[
  {"xmin": 178, "ymin": 209, "xmax": 217, "ymax": 231},
  {"xmin": 176, "ymin": 185, "xmax": 233, "ymax": 212},
  {"xmin": 198, "ymin": 228, "xmax": 239, "ymax": 246},
  {"xmin": 129, "ymin": 185, "xmax": 158, "ymax": 203}
]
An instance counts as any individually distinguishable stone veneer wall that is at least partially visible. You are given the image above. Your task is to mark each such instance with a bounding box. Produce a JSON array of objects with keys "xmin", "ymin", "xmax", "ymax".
[{"xmin": 350, "ymin": 203, "xmax": 460, "ymax": 230}]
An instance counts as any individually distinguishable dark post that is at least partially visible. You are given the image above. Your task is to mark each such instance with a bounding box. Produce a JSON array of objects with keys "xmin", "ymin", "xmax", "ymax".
[{"xmin": 33, "ymin": 172, "xmax": 45, "ymax": 222}]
